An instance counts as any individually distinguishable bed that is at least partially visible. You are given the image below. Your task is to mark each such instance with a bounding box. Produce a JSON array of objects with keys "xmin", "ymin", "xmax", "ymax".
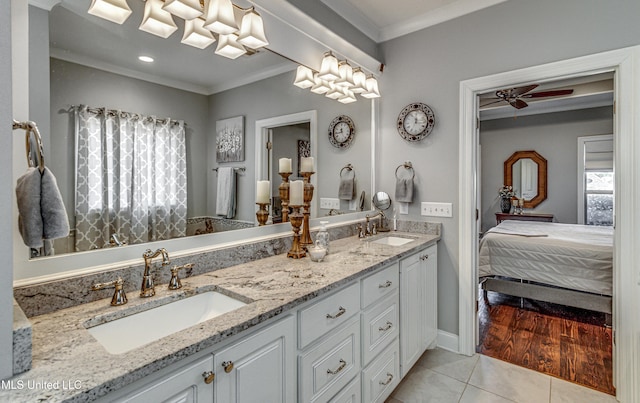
[{"xmin": 479, "ymin": 220, "xmax": 613, "ymax": 315}]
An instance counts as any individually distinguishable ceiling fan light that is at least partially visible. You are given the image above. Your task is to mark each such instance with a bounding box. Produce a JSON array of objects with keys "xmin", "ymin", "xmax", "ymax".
[
  {"xmin": 318, "ymin": 52, "xmax": 340, "ymax": 81},
  {"xmin": 162, "ymin": 0, "xmax": 203, "ymax": 20},
  {"xmin": 361, "ymin": 76, "xmax": 381, "ymax": 98},
  {"xmin": 334, "ymin": 60, "xmax": 355, "ymax": 88},
  {"xmin": 88, "ymin": 0, "xmax": 132, "ymax": 24},
  {"xmin": 338, "ymin": 89, "xmax": 357, "ymax": 104},
  {"xmin": 215, "ymin": 33, "xmax": 246, "ymax": 59},
  {"xmin": 203, "ymin": 0, "xmax": 239, "ymax": 35},
  {"xmin": 237, "ymin": 8, "xmax": 269, "ymax": 49},
  {"xmin": 181, "ymin": 18, "xmax": 216, "ymax": 49},
  {"xmin": 350, "ymin": 67, "xmax": 367, "ymax": 93},
  {"xmin": 293, "ymin": 65, "xmax": 315, "ymax": 89},
  {"xmin": 310, "ymin": 74, "xmax": 331, "ymax": 94},
  {"xmin": 325, "ymin": 83, "xmax": 345, "ymax": 100},
  {"xmin": 139, "ymin": 0, "xmax": 178, "ymax": 38}
]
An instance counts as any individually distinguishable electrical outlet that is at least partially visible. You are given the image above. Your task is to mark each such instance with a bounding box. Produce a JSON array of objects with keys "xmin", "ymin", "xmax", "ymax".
[
  {"xmin": 320, "ymin": 198, "xmax": 340, "ymax": 209},
  {"xmin": 399, "ymin": 202, "xmax": 409, "ymax": 215},
  {"xmin": 421, "ymin": 202, "xmax": 453, "ymax": 217},
  {"xmin": 348, "ymin": 199, "xmax": 357, "ymax": 211}
]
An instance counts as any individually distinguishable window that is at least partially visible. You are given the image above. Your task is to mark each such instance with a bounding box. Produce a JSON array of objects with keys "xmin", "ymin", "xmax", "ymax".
[{"xmin": 577, "ymin": 135, "xmax": 614, "ymax": 226}]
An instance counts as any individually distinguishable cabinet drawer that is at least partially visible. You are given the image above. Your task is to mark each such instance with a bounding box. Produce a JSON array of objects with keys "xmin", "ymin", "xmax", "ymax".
[
  {"xmin": 328, "ymin": 376, "xmax": 361, "ymax": 403},
  {"xmin": 362, "ymin": 340, "xmax": 400, "ymax": 403},
  {"xmin": 299, "ymin": 316, "xmax": 361, "ymax": 403},
  {"xmin": 298, "ymin": 282, "xmax": 360, "ymax": 348},
  {"xmin": 361, "ymin": 262, "xmax": 399, "ymax": 309},
  {"xmin": 361, "ymin": 291, "xmax": 399, "ymax": 366}
]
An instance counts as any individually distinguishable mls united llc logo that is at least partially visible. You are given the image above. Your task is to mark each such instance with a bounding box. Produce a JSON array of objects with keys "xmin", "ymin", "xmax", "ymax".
[{"xmin": 1, "ymin": 379, "xmax": 82, "ymax": 390}]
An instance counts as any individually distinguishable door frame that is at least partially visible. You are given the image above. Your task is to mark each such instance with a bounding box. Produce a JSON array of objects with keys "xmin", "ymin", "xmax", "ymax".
[{"xmin": 458, "ymin": 46, "xmax": 640, "ymax": 402}]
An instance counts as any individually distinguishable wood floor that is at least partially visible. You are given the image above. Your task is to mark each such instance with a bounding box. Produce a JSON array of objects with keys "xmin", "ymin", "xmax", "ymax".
[{"xmin": 477, "ymin": 290, "xmax": 615, "ymax": 395}]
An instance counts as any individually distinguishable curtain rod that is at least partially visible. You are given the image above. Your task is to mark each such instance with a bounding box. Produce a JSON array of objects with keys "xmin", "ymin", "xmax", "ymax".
[{"xmin": 68, "ymin": 105, "xmax": 184, "ymax": 126}]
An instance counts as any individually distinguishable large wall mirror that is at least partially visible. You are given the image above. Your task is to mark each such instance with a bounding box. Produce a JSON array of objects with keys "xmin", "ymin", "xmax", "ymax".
[
  {"xmin": 15, "ymin": 0, "xmax": 377, "ymax": 282},
  {"xmin": 504, "ymin": 150, "xmax": 547, "ymax": 208}
]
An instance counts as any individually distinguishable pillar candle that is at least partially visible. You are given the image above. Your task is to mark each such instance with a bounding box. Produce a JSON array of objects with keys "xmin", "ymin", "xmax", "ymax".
[
  {"xmin": 279, "ymin": 158, "xmax": 292, "ymax": 173},
  {"xmin": 256, "ymin": 180, "xmax": 270, "ymax": 204},
  {"xmin": 289, "ymin": 180, "xmax": 304, "ymax": 205},
  {"xmin": 300, "ymin": 157, "xmax": 314, "ymax": 172}
]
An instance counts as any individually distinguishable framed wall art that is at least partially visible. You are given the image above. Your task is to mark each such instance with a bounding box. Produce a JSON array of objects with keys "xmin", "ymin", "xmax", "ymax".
[
  {"xmin": 297, "ymin": 139, "xmax": 310, "ymax": 176},
  {"xmin": 216, "ymin": 116, "xmax": 244, "ymax": 162}
]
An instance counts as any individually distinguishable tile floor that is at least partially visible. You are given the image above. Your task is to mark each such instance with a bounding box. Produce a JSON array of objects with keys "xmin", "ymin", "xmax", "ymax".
[{"xmin": 386, "ymin": 348, "xmax": 618, "ymax": 403}]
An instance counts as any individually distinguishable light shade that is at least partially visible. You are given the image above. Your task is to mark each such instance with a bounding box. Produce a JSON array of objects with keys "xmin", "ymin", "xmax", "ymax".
[
  {"xmin": 139, "ymin": 0, "xmax": 178, "ymax": 38},
  {"xmin": 318, "ymin": 52, "xmax": 340, "ymax": 81},
  {"xmin": 338, "ymin": 89, "xmax": 357, "ymax": 104},
  {"xmin": 88, "ymin": 0, "xmax": 132, "ymax": 24},
  {"xmin": 293, "ymin": 66, "xmax": 315, "ymax": 89},
  {"xmin": 215, "ymin": 34, "xmax": 246, "ymax": 59},
  {"xmin": 237, "ymin": 8, "xmax": 268, "ymax": 49},
  {"xmin": 361, "ymin": 76, "xmax": 381, "ymax": 98},
  {"xmin": 310, "ymin": 74, "xmax": 331, "ymax": 94},
  {"xmin": 325, "ymin": 84, "xmax": 345, "ymax": 100},
  {"xmin": 350, "ymin": 67, "xmax": 367, "ymax": 93},
  {"xmin": 203, "ymin": 0, "xmax": 239, "ymax": 35},
  {"xmin": 162, "ymin": 0, "xmax": 203, "ymax": 20},
  {"xmin": 182, "ymin": 18, "xmax": 216, "ymax": 49},
  {"xmin": 334, "ymin": 60, "xmax": 355, "ymax": 88}
]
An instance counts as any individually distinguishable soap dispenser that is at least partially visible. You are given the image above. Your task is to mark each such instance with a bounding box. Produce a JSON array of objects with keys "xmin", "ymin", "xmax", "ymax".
[{"xmin": 316, "ymin": 221, "xmax": 330, "ymax": 254}]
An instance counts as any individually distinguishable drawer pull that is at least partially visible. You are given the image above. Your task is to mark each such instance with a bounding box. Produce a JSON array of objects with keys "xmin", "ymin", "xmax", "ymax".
[
  {"xmin": 326, "ymin": 306, "xmax": 346, "ymax": 319},
  {"xmin": 379, "ymin": 373, "xmax": 394, "ymax": 386},
  {"xmin": 326, "ymin": 359, "xmax": 347, "ymax": 375},
  {"xmin": 378, "ymin": 280, "xmax": 392, "ymax": 288},
  {"xmin": 202, "ymin": 371, "xmax": 215, "ymax": 384},
  {"xmin": 222, "ymin": 361, "xmax": 234, "ymax": 373},
  {"xmin": 420, "ymin": 254, "xmax": 429, "ymax": 261},
  {"xmin": 378, "ymin": 321, "xmax": 393, "ymax": 332}
]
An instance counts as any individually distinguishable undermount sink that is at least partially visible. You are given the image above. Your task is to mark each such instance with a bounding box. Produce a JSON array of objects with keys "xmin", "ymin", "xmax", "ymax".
[
  {"xmin": 371, "ymin": 236, "xmax": 415, "ymax": 246},
  {"xmin": 87, "ymin": 291, "xmax": 247, "ymax": 354}
]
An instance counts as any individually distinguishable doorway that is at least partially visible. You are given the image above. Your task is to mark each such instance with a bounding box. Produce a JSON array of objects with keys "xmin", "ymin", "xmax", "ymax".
[{"xmin": 458, "ymin": 46, "xmax": 640, "ymax": 402}]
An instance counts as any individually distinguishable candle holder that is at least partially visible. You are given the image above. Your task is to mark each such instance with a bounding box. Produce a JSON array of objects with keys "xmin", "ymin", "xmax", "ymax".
[
  {"xmin": 256, "ymin": 203, "xmax": 269, "ymax": 226},
  {"xmin": 300, "ymin": 171, "xmax": 315, "ymax": 248},
  {"xmin": 278, "ymin": 172, "xmax": 292, "ymax": 222},
  {"xmin": 287, "ymin": 205, "xmax": 306, "ymax": 259}
]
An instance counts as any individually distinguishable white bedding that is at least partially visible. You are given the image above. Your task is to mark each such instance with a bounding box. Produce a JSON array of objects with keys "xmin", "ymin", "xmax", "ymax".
[{"xmin": 479, "ymin": 221, "xmax": 613, "ymax": 296}]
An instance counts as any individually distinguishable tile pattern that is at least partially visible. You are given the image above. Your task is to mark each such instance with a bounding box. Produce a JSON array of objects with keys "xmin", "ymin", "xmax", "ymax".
[{"xmin": 388, "ymin": 349, "xmax": 618, "ymax": 403}]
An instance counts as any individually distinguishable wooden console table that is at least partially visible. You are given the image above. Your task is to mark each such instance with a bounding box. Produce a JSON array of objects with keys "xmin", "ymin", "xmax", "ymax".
[{"xmin": 495, "ymin": 212, "xmax": 554, "ymax": 225}]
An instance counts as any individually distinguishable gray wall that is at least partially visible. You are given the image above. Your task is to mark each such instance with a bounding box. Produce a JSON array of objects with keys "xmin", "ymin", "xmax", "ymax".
[
  {"xmin": 479, "ymin": 106, "xmax": 613, "ymax": 232},
  {"xmin": 49, "ymin": 59, "xmax": 210, "ymax": 222},
  {"xmin": 378, "ymin": 0, "xmax": 640, "ymax": 335},
  {"xmin": 208, "ymin": 70, "xmax": 372, "ymax": 222},
  {"xmin": 0, "ymin": 0, "xmax": 14, "ymax": 380}
]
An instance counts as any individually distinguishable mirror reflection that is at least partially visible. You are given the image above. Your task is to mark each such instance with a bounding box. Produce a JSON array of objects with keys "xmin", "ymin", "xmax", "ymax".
[
  {"xmin": 504, "ymin": 150, "xmax": 547, "ymax": 208},
  {"xmin": 27, "ymin": 2, "xmax": 373, "ymax": 258}
]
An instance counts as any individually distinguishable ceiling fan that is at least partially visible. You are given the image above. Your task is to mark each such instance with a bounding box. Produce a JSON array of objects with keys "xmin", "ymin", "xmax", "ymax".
[{"xmin": 482, "ymin": 84, "xmax": 574, "ymax": 109}]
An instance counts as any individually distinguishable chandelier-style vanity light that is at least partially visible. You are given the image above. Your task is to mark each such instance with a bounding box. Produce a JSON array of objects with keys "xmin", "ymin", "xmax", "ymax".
[
  {"xmin": 87, "ymin": 0, "xmax": 269, "ymax": 59},
  {"xmin": 293, "ymin": 52, "xmax": 380, "ymax": 102}
]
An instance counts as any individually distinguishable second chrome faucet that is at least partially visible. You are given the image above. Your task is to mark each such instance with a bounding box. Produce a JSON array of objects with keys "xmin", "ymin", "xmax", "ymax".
[{"xmin": 141, "ymin": 248, "xmax": 170, "ymax": 297}]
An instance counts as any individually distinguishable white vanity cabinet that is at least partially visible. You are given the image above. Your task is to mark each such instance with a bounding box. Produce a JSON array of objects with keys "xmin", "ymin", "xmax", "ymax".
[{"xmin": 399, "ymin": 243, "xmax": 438, "ymax": 377}]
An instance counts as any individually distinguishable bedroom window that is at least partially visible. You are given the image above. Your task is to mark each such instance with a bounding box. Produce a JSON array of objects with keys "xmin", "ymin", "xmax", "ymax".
[{"xmin": 577, "ymin": 135, "xmax": 614, "ymax": 226}]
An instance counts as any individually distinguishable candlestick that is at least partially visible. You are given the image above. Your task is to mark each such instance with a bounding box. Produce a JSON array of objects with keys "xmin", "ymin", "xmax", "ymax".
[
  {"xmin": 290, "ymin": 180, "xmax": 304, "ymax": 206},
  {"xmin": 300, "ymin": 171, "xmax": 315, "ymax": 248},
  {"xmin": 300, "ymin": 157, "xmax": 314, "ymax": 173},
  {"xmin": 287, "ymin": 205, "xmax": 306, "ymax": 259},
  {"xmin": 256, "ymin": 203, "xmax": 269, "ymax": 226},
  {"xmin": 278, "ymin": 158, "xmax": 292, "ymax": 173},
  {"xmin": 278, "ymin": 172, "xmax": 291, "ymax": 222},
  {"xmin": 256, "ymin": 180, "xmax": 270, "ymax": 204}
]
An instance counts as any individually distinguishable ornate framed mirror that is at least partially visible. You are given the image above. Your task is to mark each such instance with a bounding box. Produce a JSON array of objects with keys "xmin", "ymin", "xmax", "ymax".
[{"xmin": 504, "ymin": 150, "xmax": 547, "ymax": 208}]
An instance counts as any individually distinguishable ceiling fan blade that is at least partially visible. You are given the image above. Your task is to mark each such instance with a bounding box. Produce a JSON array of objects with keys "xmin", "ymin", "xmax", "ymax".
[
  {"xmin": 521, "ymin": 89, "xmax": 574, "ymax": 98},
  {"xmin": 509, "ymin": 84, "xmax": 539, "ymax": 97},
  {"xmin": 480, "ymin": 99, "xmax": 506, "ymax": 108},
  {"xmin": 510, "ymin": 99, "xmax": 528, "ymax": 109}
]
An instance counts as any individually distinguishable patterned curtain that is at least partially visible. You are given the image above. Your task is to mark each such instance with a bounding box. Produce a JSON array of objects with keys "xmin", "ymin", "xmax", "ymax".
[{"xmin": 74, "ymin": 106, "xmax": 187, "ymax": 251}]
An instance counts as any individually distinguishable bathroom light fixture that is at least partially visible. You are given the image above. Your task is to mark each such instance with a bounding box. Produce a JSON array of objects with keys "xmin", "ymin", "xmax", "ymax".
[
  {"xmin": 325, "ymin": 84, "xmax": 345, "ymax": 100},
  {"xmin": 361, "ymin": 75, "xmax": 381, "ymax": 98},
  {"xmin": 309, "ymin": 74, "xmax": 331, "ymax": 94},
  {"xmin": 204, "ymin": 0, "xmax": 239, "ymax": 35},
  {"xmin": 138, "ymin": 55, "xmax": 155, "ymax": 63},
  {"xmin": 350, "ymin": 67, "xmax": 367, "ymax": 93},
  {"xmin": 334, "ymin": 60, "xmax": 355, "ymax": 88},
  {"xmin": 237, "ymin": 7, "xmax": 269, "ymax": 49},
  {"xmin": 162, "ymin": 0, "xmax": 203, "ymax": 20},
  {"xmin": 338, "ymin": 90, "xmax": 357, "ymax": 104},
  {"xmin": 293, "ymin": 66, "xmax": 315, "ymax": 89},
  {"xmin": 318, "ymin": 52, "xmax": 340, "ymax": 81},
  {"xmin": 181, "ymin": 18, "xmax": 216, "ymax": 49},
  {"xmin": 88, "ymin": 0, "xmax": 132, "ymax": 24},
  {"xmin": 139, "ymin": 0, "xmax": 178, "ymax": 38},
  {"xmin": 215, "ymin": 34, "xmax": 246, "ymax": 59}
]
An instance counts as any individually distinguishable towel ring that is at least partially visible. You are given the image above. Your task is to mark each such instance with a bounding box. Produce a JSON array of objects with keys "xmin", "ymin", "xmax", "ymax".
[
  {"xmin": 395, "ymin": 161, "xmax": 415, "ymax": 180},
  {"xmin": 339, "ymin": 164, "xmax": 355, "ymax": 179},
  {"xmin": 13, "ymin": 120, "xmax": 45, "ymax": 174}
]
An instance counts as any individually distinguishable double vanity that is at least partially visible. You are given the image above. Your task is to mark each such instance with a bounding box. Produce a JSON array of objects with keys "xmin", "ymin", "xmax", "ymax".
[{"xmin": 6, "ymin": 223, "xmax": 439, "ymax": 402}]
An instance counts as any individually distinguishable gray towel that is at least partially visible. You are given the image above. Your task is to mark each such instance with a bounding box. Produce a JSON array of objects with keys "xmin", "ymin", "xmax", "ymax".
[
  {"xmin": 338, "ymin": 173, "xmax": 355, "ymax": 200},
  {"xmin": 215, "ymin": 167, "xmax": 236, "ymax": 219},
  {"xmin": 395, "ymin": 178, "xmax": 414, "ymax": 203},
  {"xmin": 16, "ymin": 167, "xmax": 70, "ymax": 249}
]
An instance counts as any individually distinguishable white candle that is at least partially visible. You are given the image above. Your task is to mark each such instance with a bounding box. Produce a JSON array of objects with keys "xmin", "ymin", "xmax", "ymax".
[
  {"xmin": 279, "ymin": 158, "xmax": 292, "ymax": 173},
  {"xmin": 289, "ymin": 180, "xmax": 304, "ymax": 205},
  {"xmin": 256, "ymin": 180, "xmax": 270, "ymax": 204},
  {"xmin": 300, "ymin": 157, "xmax": 314, "ymax": 173}
]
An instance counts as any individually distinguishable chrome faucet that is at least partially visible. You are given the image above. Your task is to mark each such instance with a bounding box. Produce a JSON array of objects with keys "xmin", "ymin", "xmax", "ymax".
[
  {"xmin": 141, "ymin": 248, "xmax": 170, "ymax": 297},
  {"xmin": 365, "ymin": 210, "xmax": 386, "ymax": 236}
]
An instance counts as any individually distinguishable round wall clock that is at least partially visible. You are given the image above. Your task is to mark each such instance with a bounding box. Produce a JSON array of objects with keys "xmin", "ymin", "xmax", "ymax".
[
  {"xmin": 397, "ymin": 103, "xmax": 435, "ymax": 142},
  {"xmin": 328, "ymin": 115, "xmax": 355, "ymax": 148}
]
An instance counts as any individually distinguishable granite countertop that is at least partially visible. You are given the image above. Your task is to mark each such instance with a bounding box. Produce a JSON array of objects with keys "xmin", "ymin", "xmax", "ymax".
[{"xmin": 2, "ymin": 232, "xmax": 438, "ymax": 402}]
